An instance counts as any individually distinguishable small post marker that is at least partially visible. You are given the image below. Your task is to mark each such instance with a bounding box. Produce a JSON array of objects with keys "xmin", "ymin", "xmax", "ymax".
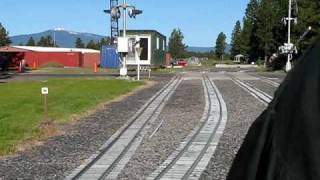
[
  {"xmin": 94, "ymin": 63, "xmax": 98, "ymax": 73},
  {"xmin": 41, "ymin": 87, "xmax": 49, "ymax": 122}
]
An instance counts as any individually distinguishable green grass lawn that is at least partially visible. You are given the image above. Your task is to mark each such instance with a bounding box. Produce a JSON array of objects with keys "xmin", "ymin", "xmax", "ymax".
[{"xmin": 0, "ymin": 79, "xmax": 144, "ymax": 155}]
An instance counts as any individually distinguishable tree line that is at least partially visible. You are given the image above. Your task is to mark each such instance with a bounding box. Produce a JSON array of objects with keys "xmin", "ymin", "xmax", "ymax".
[{"xmin": 230, "ymin": 0, "xmax": 320, "ymax": 63}]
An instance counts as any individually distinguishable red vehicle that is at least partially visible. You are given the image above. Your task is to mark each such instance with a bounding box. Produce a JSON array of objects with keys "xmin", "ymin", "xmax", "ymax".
[{"xmin": 177, "ymin": 59, "xmax": 188, "ymax": 67}]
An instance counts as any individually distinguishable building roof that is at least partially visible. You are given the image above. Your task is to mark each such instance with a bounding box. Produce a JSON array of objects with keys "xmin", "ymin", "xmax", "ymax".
[
  {"xmin": 0, "ymin": 46, "xmax": 31, "ymax": 52},
  {"xmin": 120, "ymin": 30, "xmax": 166, "ymax": 39},
  {"xmin": 7, "ymin": 46, "xmax": 100, "ymax": 53}
]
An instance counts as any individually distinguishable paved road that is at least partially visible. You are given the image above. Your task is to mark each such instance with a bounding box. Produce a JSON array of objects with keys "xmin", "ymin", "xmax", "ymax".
[{"xmin": 0, "ymin": 69, "xmax": 286, "ymax": 180}]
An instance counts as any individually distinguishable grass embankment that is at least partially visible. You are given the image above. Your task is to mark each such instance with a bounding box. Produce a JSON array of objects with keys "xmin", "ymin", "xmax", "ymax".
[{"xmin": 0, "ymin": 79, "xmax": 144, "ymax": 155}]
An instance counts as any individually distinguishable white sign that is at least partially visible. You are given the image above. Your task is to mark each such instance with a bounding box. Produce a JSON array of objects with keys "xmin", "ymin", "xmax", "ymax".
[
  {"xmin": 117, "ymin": 37, "xmax": 129, "ymax": 53},
  {"xmin": 41, "ymin": 87, "xmax": 49, "ymax": 95}
]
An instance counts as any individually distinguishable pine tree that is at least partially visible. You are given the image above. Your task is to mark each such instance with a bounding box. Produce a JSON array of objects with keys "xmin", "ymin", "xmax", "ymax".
[
  {"xmin": 26, "ymin": 37, "xmax": 36, "ymax": 46},
  {"xmin": 86, "ymin": 40, "xmax": 97, "ymax": 49},
  {"xmin": 215, "ymin": 32, "xmax": 227, "ymax": 60},
  {"xmin": 75, "ymin": 37, "xmax": 85, "ymax": 48},
  {"xmin": 255, "ymin": 0, "xmax": 278, "ymax": 62},
  {"xmin": 37, "ymin": 36, "xmax": 47, "ymax": 46},
  {"xmin": 0, "ymin": 23, "xmax": 11, "ymax": 46},
  {"xmin": 293, "ymin": 0, "xmax": 320, "ymax": 52},
  {"xmin": 46, "ymin": 35, "xmax": 55, "ymax": 47},
  {"xmin": 231, "ymin": 20, "xmax": 242, "ymax": 57},
  {"xmin": 168, "ymin": 28, "xmax": 187, "ymax": 59},
  {"xmin": 241, "ymin": 0, "xmax": 259, "ymax": 61}
]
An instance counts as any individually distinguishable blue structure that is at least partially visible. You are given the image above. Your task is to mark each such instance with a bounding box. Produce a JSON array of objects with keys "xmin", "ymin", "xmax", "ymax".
[{"xmin": 100, "ymin": 46, "xmax": 120, "ymax": 68}]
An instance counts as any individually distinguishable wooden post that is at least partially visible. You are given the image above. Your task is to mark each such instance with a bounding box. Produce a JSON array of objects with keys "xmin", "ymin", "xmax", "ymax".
[
  {"xmin": 44, "ymin": 94, "xmax": 48, "ymax": 121},
  {"xmin": 41, "ymin": 87, "xmax": 49, "ymax": 122}
]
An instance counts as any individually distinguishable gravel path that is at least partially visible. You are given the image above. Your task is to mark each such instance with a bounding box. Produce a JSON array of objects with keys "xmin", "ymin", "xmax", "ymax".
[
  {"xmin": 118, "ymin": 78, "xmax": 205, "ymax": 180},
  {"xmin": 200, "ymin": 79, "xmax": 268, "ymax": 180},
  {"xmin": 0, "ymin": 75, "xmax": 171, "ymax": 180}
]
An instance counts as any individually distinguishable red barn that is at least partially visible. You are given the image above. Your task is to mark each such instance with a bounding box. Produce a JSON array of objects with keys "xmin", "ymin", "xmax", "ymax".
[{"xmin": 0, "ymin": 46, "xmax": 100, "ymax": 68}]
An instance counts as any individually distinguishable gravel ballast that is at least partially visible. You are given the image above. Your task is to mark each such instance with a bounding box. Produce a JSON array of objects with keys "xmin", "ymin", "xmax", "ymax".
[
  {"xmin": 244, "ymin": 80, "xmax": 278, "ymax": 97},
  {"xmin": 0, "ymin": 75, "xmax": 171, "ymax": 180},
  {"xmin": 118, "ymin": 78, "xmax": 205, "ymax": 180},
  {"xmin": 200, "ymin": 79, "xmax": 270, "ymax": 180}
]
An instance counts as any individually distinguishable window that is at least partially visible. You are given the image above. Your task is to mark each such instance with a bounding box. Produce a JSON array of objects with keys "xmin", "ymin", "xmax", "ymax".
[
  {"xmin": 163, "ymin": 40, "xmax": 165, "ymax": 50},
  {"xmin": 157, "ymin": 37, "xmax": 159, "ymax": 50}
]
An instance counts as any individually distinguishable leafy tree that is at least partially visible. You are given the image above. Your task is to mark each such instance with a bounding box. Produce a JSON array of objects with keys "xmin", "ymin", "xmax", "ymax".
[
  {"xmin": 241, "ymin": 0, "xmax": 259, "ymax": 61},
  {"xmin": 168, "ymin": 28, "xmax": 187, "ymax": 59},
  {"xmin": 0, "ymin": 23, "xmax": 11, "ymax": 46},
  {"xmin": 215, "ymin": 32, "xmax": 227, "ymax": 60},
  {"xmin": 26, "ymin": 37, "xmax": 36, "ymax": 46},
  {"xmin": 75, "ymin": 37, "xmax": 85, "ymax": 48},
  {"xmin": 86, "ymin": 39, "xmax": 97, "ymax": 49},
  {"xmin": 230, "ymin": 20, "xmax": 242, "ymax": 57}
]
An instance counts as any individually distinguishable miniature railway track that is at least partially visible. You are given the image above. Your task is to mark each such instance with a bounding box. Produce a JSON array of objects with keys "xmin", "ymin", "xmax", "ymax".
[
  {"xmin": 230, "ymin": 76, "xmax": 273, "ymax": 105},
  {"xmin": 148, "ymin": 74, "xmax": 227, "ymax": 180},
  {"xmin": 65, "ymin": 75, "xmax": 182, "ymax": 180}
]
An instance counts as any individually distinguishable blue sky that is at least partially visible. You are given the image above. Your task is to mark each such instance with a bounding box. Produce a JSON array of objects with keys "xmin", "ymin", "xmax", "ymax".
[{"xmin": 0, "ymin": 0, "xmax": 249, "ymax": 47}]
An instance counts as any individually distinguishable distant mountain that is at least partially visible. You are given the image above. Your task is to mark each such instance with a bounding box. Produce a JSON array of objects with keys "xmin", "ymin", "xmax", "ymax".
[
  {"xmin": 187, "ymin": 46, "xmax": 214, "ymax": 53},
  {"xmin": 10, "ymin": 28, "xmax": 106, "ymax": 48},
  {"xmin": 187, "ymin": 44, "xmax": 231, "ymax": 54}
]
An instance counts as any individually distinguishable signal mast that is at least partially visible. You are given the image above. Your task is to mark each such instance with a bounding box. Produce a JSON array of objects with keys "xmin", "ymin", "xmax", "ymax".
[
  {"xmin": 104, "ymin": 0, "xmax": 143, "ymax": 77},
  {"xmin": 279, "ymin": 0, "xmax": 298, "ymax": 72}
]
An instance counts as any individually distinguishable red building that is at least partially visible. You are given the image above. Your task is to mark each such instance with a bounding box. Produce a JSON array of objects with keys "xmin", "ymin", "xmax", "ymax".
[{"xmin": 0, "ymin": 46, "xmax": 100, "ymax": 68}]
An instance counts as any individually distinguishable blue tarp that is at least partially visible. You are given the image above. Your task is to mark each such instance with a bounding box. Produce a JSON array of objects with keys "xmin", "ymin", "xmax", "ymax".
[{"xmin": 100, "ymin": 46, "xmax": 120, "ymax": 68}]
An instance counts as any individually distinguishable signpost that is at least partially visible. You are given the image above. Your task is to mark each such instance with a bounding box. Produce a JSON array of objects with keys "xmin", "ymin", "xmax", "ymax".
[{"xmin": 41, "ymin": 87, "xmax": 49, "ymax": 121}]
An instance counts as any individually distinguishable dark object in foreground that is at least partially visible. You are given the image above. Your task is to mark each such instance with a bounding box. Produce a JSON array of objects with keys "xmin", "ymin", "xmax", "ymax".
[{"xmin": 227, "ymin": 36, "xmax": 320, "ymax": 180}]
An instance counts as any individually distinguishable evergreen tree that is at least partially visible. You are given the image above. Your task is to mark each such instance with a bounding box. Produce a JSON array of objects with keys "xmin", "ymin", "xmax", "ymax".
[
  {"xmin": 26, "ymin": 37, "xmax": 36, "ymax": 46},
  {"xmin": 168, "ymin": 28, "xmax": 187, "ymax": 59},
  {"xmin": 0, "ymin": 23, "xmax": 11, "ymax": 46},
  {"xmin": 37, "ymin": 36, "xmax": 47, "ymax": 46},
  {"xmin": 215, "ymin": 32, "xmax": 227, "ymax": 60},
  {"xmin": 96, "ymin": 37, "xmax": 111, "ymax": 50},
  {"xmin": 293, "ymin": 0, "xmax": 320, "ymax": 52},
  {"xmin": 86, "ymin": 40, "xmax": 97, "ymax": 49},
  {"xmin": 45, "ymin": 35, "xmax": 55, "ymax": 47},
  {"xmin": 231, "ymin": 20, "xmax": 242, "ymax": 57},
  {"xmin": 241, "ymin": 0, "xmax": 259, "ymax": 61},
  {"xmin": 75, "ymin": 37, "xmax": 85, "ymax": 48},
  {"xmin": 37, "ymin": 35, "xmax": 55, "ymax": 47},
  {"xmin": 255, "ymin": 0, "xmax": 278, "ymax": 62}
]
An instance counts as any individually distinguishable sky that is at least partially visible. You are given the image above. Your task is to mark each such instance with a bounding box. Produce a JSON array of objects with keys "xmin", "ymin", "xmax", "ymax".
[{"xmin": 0, "ymin": 0, "xmax": 249, "ymax": 47}]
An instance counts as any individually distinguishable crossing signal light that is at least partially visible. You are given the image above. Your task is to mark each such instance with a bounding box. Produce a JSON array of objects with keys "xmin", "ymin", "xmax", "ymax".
[
  {"xmin": 104, "ymin": 7, "xmax": 121, "ymax": 19},
  {"xmin": 128, "ymin": 9, "xmax": 143, "ymax": 18}
]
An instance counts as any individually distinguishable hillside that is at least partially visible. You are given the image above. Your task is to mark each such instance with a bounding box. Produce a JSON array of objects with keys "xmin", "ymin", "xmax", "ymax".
[{"xmin": 10, "ymin": 29, "xmax": 106, "ymax": 48}]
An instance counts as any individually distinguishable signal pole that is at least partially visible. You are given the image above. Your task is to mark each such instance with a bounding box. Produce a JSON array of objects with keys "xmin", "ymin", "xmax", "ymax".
[{"xmin": 286, "ymin": 0, "xmax": 293, "ymax": 72}]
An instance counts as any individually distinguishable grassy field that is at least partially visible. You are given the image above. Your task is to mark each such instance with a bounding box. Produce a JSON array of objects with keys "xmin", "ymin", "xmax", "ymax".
[
  {"xmin": 0, "ymin": 79, "xmax": 144, "ymax": 155},
  {"xmin": 30, "ymin": 67, "xmax": 118, "ymax": 74}
]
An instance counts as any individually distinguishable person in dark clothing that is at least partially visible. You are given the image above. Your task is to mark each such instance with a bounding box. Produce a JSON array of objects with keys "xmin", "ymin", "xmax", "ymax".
[{"xmin": 227, "ymin": 36, "xmax": 320, "ymax": 180}]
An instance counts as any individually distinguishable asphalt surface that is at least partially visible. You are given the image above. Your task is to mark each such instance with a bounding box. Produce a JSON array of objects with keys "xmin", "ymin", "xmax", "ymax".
[{"xmin": 0, "ymin": 69, "xmax": 286, "ymax": 180}]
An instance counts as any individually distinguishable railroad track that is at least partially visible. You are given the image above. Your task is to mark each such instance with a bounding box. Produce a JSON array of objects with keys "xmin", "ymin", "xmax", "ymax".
[
  {"xmin": 65, "ymin": 75, "xmax": 182, "ymax": 180},
  {"xmin": 259, "ymin": 77, "xmax": 280, "ymax": 88},
  {"xmin": 230, "ymin": 76, "xmax": 273, "ymax": 105},
  {"xmin": 148, "ymin": 74, "xmax": 227, "ymax": 180}
]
